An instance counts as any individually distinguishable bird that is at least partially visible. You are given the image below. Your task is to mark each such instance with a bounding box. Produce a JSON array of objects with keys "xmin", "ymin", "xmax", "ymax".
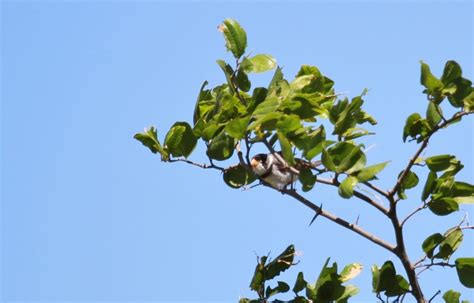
[{"xmin": 250, "ymin": 152, "xmax": 321, "ymax": 190}]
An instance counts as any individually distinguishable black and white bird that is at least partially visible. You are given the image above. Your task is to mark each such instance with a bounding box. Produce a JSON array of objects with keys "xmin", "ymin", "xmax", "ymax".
[
  {"xmin": 250, "ymin": 153, "xmax": 296, "ymax": 190},
  {"xmin": 250, "ymin": 153, "xmax": 321, "ymax": 190}
]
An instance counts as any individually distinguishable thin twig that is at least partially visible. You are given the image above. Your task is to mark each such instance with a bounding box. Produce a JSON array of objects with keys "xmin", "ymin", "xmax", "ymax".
[
  {"xmin": 168, "ymin": 158, "xmax": 225, "ymax": 171},
  {"xmin": 415, "ymin": 261, "xmax": 455, "ymax": 270},
  {"xmin": 401, "ymin": 201, "xmax": 428, "ymax": 227},
  {"xmin": 428, "ymin": 290, "xmax": 442, "ymax": 303},
  {"xmin": 389, "ymin": 110, "xmax": 472, "ymax": 198},
  {"xmin": 315, "ymin": 178, "xmax": 390, "ymax": 216},
  {"xmin": 363, "ymin": 181, "xmax": 390, "ymax": 199}
]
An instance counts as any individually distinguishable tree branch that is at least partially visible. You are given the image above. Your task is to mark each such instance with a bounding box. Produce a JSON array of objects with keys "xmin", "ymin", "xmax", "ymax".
[
  {"xmin": 315, "ymin": 178, "xmax": 390, "ymax": 216},
  {"xmin": 401, "ymin": 201, "xmax": 429, "ymax": 227},
  {"xmin": 389, "ymin": 110, "xmax": 472, "ymax": 198},
  {"xmin": 280, "ymin": 188, "xmax": 396, "ymax": 253},
  {"xmin": 415, "ymin": 261, "xmax": 455, "ymax": 270}
]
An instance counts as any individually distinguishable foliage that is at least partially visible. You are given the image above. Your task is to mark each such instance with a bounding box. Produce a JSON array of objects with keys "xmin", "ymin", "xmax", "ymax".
[
  {"xmin": 135, "ymin": 19, "xmax": 474, "ymax": 302},
  {"xmin": 239, "ymin": 245, "xmax": 362, "ymax": 303}
]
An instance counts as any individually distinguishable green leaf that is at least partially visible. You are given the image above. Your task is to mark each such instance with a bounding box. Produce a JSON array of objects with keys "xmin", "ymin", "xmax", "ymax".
[
  {"xmin": 216, "ymin": 60, "xmax": 236, "ymax": 94},
  {"xmin": 463, "ymin": 91, "xmax": 474, "ymax": 111},
  {"xmin": 422, "ymin": 233, "xmax": 444, "ymax": 258},
  {"xmin": 443, "ymin": 290, "xmax": 461, "ymax": 303},
  {"xmin": 268, "ymin": 66, "xmax": 284, "ymax": 91},
  {"xmin": 206, "ymin": 132, "xmax": 235, "ymax": 160},
  {"xmin": 422, "ymin": 171, "xmax": 437, "ymax": 201},
  {"xmin": 322, "ymin": 142, "xmax": 366, "ymax": 174},
  {"xmin": 276, "ymin": 114, "xmax": 302, "ymax": 134},
  {"xmin": 371, "ymin": 264, "xmax": 380, "ymax": 292},
  {"xmin": 293, "ymin": 272, "xmax": 307, "ymax": 294},
  {"xmin": 164, "ymin": 122, "xmax": 197, "ymax": 158},
  {"xmin": 242, "ymin": 54, "xmax": 277, "ymax": 73},
  {"xmin": 385, "ymin": 275, "xmax": 410, "ymax": 297},
  {"xmin": 434, "ymin": 227, "xmax": 463, "ymax": 259},
  {"xmin": 265, "ymin": 245, "xmax": 295, "ymax": 280},
  {"xmin": 398, "ymin": 170, "xmax": 419, "ymax": 199},
  {"xmin": 448, "ymin": 77, "xmax": 472, "ymax": 108},
  {"xmin": 402, "ymin": 113, "xmax": 426, "ymax": 142},
  {"xmin": 342, "ymin": 127, "xmax": 374, "ymax": 140},
  {"xmin": 403, "ymin": 171, "xmax": 419, "ymax": 189},
  {"xmin": 356, "ymin": 161, "xmax": 389, "ymax": 182},
  {"xmin": 426, "ymin": 154, "xmax": 456, "ymax": 172},
  {"xmin": 442, "ymin": 61, "xmax": 462, "ymax": 85},
  {"xmin": 223, "ymin": 164, "xmax": 257, "ymax": 189},
  {"xmin": 134, "ymin": 126, "xmax": 169, "ymax": 160},
  {"xmin": 426, "ymin": 102, "xmax": 442, "ymax": 127},
  {"xmin": 236, "ymin": 70, "xmax": 251, "ymax": 92},
  {"xmin": 428, "ymin": 197, "xmax": 459, "ymax": 216},
  {"xmin": 290, "ymin": 75, "xmax": 315, "ymax": 91},
  {"xmin": 278, "ymin": 131, "xmax": 295, "ymax": 166},
  {"xmin": 307, "ymin": 258, "xmax": 346, "ymax": 301},
  {"xmin": 225, "ymin": 117, "xmax": 250, "ymax": 140},
  {"xmin": 250, "ymin": 256, "xmax": 266, "ymax": 291},
  {"xmin": 266, "ymin": 281, "xmax": 290, "ymax": 298},
  {"xmin": 301, "ymin": 126, "xmax": 326, "ymax": 160},
  {"xmin": 374, "ymin": 261, "xmax": 409, "ymax": 297},
  {"xmin": 299, "ymin": 168, "xmax": 316, "ymax": 192},
  {"xmin": 420, "ymin": 60, "xmax": 443, "ymax": 94},
  {"xmin": 340, "ymin": 263, "xmax": 363, "ymax": 282},
  {"xmin": 453, "ymin": 181, "xmax": 474, "ymax": 204},
  {"xmin": 218, "ymin": 19, "xmax": 247, "ymax": 59},
  {"xmin": 193, "ymin": 81, "xmax": 211, "ymax": 124},
  {"xmin": 455, "ymin": 258, "xmax": 474, "ymax": 288},
  {"xmin": 336, "ymin": 285, "xmax": 360, "ymax": 303},
  {"xmin": 252, "ymin": 96, "xmax": 281, "ymax": 117},
  {"xmin": 338, "ymin": 176, "xmax": 359, "ymax": 199}
]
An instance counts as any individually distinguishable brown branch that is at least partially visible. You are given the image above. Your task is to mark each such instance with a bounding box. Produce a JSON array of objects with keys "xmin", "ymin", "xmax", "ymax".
[
  {"xmin": 281, "ymin": 188, "xmax": 396, "ymax": 253},
  {"xmin": 315, "ymin": 177, "xmax": 390, "ymax": 216}
]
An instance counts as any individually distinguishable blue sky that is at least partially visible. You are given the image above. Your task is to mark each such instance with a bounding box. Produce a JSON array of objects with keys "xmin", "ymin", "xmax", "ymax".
[{"xmin": 1, "ymin": 1, "xmax": 473, "ymax": 302}]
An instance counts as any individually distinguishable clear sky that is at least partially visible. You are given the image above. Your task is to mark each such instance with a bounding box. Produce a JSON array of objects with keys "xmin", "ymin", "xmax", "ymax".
[{"xmin": 1, "ymin": 1, "xmax": 473, "ymax": 302}]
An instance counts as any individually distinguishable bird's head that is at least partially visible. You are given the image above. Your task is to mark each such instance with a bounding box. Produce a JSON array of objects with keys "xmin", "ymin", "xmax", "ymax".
[{"xmin": 250, "ymin": 153, "xmax": 269, "ymax": 176}]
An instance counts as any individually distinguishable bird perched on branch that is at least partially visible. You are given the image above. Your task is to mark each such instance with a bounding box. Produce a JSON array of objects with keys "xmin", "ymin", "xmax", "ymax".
[{"xmin": 250, "ymin": 152, "xmax": 321, "ymax": 190}]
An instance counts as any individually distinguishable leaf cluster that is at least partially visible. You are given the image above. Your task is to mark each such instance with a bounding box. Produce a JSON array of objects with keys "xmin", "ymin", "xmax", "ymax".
[
  {"xmin": 240, "ymin": 245, "xmax": 362, "ymax": 303},
  {"xmin": 135, "ymin": 19, "xmax": 386, "ymax": 195}
]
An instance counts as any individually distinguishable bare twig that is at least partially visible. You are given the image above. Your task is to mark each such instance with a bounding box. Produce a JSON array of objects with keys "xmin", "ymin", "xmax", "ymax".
[
  {"xmin": 363, "ymin": 181, "xmax": 390, "ymax": 199},
  {"xmin": 415, "ymin": 261, "xmax": 455, "ymax": 270},
  {"xmin": 401, "ymin": 201, "xmax": 429, "ymax": 227},
  {"xmin": 168, "ymin": 158, "xmax": 225, "ymax": 171},
  {"xmin": 315, "ymin": 177, "xmax": 390, "ymax": 216},
  {"xmin": 428, "ymin": 290, "xmax": 442, "ymax": 303}
]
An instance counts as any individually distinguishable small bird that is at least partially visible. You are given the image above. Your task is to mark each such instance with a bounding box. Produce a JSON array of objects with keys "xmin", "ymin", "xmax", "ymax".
[
  {"xmin": 250, "ymin": 153, "xmax": 296, "ymax": 190},
  {"xmin": 250, "ymin": 153, "xmax": 320, "ymax": 190}
]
